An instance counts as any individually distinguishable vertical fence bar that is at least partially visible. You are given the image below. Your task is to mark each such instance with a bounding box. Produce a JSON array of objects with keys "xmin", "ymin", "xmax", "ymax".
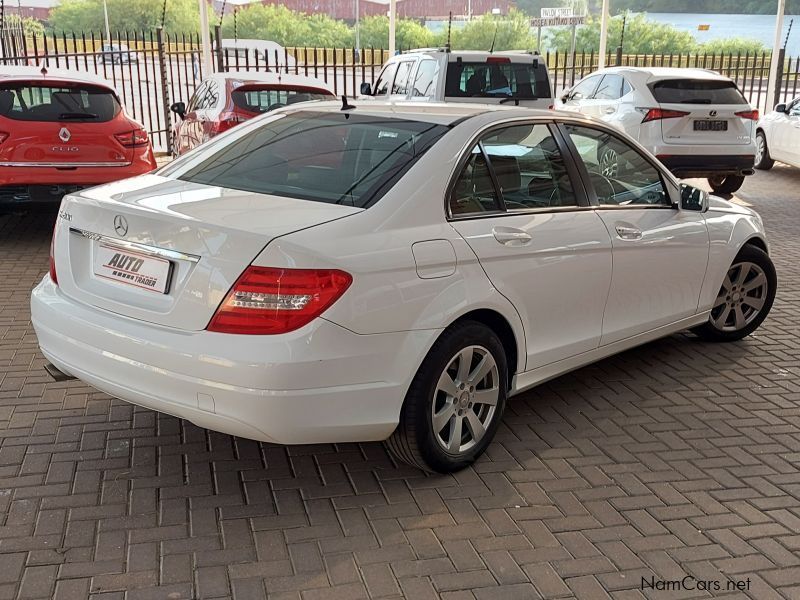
[
  {"xmin": 214, "ymin": 25, "xmax": 224, "ymax": 72},
  {"xmin": 156, "ymin": 27, "xmax": 172, "ymax": 155}
]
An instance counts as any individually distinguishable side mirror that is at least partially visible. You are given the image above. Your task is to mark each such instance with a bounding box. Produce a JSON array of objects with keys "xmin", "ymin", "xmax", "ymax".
[
  {"xmin": 360, "ymin": 82, "xmax": 372, "ymax": 96},
  {"xmin": 679, "ymin": 183, "xmax": 709, "ymax": 212},
  {"xmin": 775, "ymin": 103, "xmax": 787, "ymax": 113},
  {"xmin": 170, "ymin": 101, "xmax": 186, "ymax": 119}
]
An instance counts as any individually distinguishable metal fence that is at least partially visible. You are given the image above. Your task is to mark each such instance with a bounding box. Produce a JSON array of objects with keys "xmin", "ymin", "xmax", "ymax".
[{"xmin": 2, "ymin": 29, "xmax": 799, "ymax": 153}]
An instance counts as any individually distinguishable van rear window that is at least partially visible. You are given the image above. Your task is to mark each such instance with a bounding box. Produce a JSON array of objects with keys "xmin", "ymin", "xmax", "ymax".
[
  {"xmin": 445, "ymin": 61, "xmax": 551, "ymax": 100},
  {"xmin": 0, "ymin": 83, "xmax": 121, "ymax": 122},
  {"xmin": 231, "ymin": 86, "xmax": 332, "ymax": 114},
  {"xmin": 649, "ymin": 79, "xmax": 747, "ymax": 105}
]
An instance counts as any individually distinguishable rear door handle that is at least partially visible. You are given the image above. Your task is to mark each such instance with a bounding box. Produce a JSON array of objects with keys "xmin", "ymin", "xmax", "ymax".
[
  {"xmin": 492, "ymin": 226, "xmax": 532, "ymax": 246},
  {"xmin": 615, "ymin": 224, "xmax": 642, "ymax": 240}
]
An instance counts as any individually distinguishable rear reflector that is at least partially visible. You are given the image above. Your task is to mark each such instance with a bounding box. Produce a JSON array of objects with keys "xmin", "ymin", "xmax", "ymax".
[
  {"xmin": 115, "ymin": 128, "xmax": 149, "ymax": 147},
  {"xmin": 639, "ymin": 108, "xmax": 690, "ymax": 123},
  {"xmin": 734, "ymin": 109, "xmax": 759, "ymax": 121},
  {"xmin": 207, "ymin": 266, "xmax": 352, "ymax": 335}
]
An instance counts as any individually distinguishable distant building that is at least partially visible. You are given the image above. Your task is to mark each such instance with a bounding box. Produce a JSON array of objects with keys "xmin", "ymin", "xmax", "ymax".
[
  {"xmin": 213, "ymin": 0, "xmax": 515, "ymax": 21},
  {"xmin": 7, "ymin": 0, "xmax": 57, "ymax": 21}
]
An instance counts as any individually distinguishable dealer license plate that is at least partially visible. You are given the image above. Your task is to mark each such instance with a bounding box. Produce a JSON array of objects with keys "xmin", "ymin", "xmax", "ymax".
[
  {"xmin": 694, "ymin": 120, "xmax": 727, "ymax": 131},
  {"xmin": 92, "ymin": 242, "xmax": 172, "ymax": 294}
]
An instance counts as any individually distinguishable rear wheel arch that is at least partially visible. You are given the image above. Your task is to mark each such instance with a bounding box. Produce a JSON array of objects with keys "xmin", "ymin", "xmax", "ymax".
[{"xmin": 446, "ymin": 309, "xmax": 520, "ymax": 387}]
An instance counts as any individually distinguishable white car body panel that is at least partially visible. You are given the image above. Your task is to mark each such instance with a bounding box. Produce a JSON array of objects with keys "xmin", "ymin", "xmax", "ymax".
[
  {"xmin": 758, "ymin": 97, "xmax": 800, "ymax": 167},
  {"xmin": 31, "ymin": 101, "xmax": 770, "ymax": 447}
]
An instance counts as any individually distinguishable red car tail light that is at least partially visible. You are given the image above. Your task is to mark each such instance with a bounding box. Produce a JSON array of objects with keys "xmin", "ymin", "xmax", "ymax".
[
  {"xmin": 115, "ymin": 128, "xmax": 149, "ymax": 147},
  {"xmin": 214, "ymin": 112, "xmax": 248, "ymax": 134},
  {"xmin": 639, "ymin": 108, "xmax": 690, "ymax": 123},
  {"xmin": 207, "ymin": 266, "xmax": 353, "ymax": 335},
  {"xmin": 49, "ymin": 225, "xmax": 58, "ymax": 285},
  {"xmin": 735, "ymin": 109, "xmax": 759, "ymax": 121}
]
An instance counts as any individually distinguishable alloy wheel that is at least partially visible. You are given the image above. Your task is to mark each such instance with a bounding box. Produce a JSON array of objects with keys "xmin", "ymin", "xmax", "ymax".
[
  {"xmin": 600, "ymin": 148, "xmax": 618, "ymax": 178},
  {"xmin": 710, "ymin": 261, "xmax": 769, "ymax": 332},
  {"xmin": 755, "ymin": 135, "xmax": 765, "ymax": 165},
  {"xmin": 431, "ymin": 345, "xmax": 499, "ymax": 454}
]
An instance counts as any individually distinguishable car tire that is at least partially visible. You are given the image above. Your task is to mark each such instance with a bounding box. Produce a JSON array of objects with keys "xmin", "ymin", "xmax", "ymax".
[
  {"xmin": 386, "ymin": 321, "xmax": 508, "ymax": 473},
  {"xmin": 708, "ymin": 175, "xmax": 746, "ymax": 194},
  {"xmin": 754, "ymin": 131, "xmax": 775, "ymax": 170},
  {"xmin": 692, "ymin": 244, "xmax": 776, "ymax": 343}
]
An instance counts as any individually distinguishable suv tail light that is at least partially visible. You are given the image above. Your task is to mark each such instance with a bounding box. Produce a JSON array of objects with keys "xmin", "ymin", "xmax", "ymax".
[
  {"xmin": 639, "ymin": 108, "xmax": 690, "ymax": 123},
  {"xmin": 115, "ymin": 128, "xmax": 149, "ymax": 147},
  {"xmin": 49, "ymin": 224, "xmax": 58, "ymax": 285},
  {"xmin": 735, "ymin": 109, "xmax": 759, "ymax": 121},
  {"xmin": 214, "ymin": 112, "xmax": 248, "ymax": 134},
  {"xmin": 207, "ymin": 266, "xmax": 352, "ymax": 335}
]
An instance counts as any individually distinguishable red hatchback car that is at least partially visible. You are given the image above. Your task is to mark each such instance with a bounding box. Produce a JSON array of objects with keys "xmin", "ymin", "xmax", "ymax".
[
  {"xmin": 170, "ymin": 72, "xmax": 334, "ymax": 156},
  {"xmin": 0, "ymin": 66, "xmax": 156, "ymax": 208}
]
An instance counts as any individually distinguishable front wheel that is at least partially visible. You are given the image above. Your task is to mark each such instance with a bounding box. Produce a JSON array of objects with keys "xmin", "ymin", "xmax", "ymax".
[
  {"xmin": 754, "ymin": 131, "xmax": 775, "ymax": 170},
  {"xmin": 693, "ymin": 245, "xmax": 776, "ymax": 342},
  {"xmin": 386, "ymin": 321, "xmax": 508, "ymax": 473},
  {"xmin": 708, "ymin": 175, "xmax": 746, "ymax": 194}
]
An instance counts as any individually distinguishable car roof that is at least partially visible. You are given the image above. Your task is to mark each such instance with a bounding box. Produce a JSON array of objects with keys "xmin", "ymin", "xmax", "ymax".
[
  {"xmin": 401, "ymin": 49, "xmax": 540, "ymax": 62},
  {"xmin": 207, "ymin": 71, "xmax": 334, "ymax": 93},
  {"xmin": 600, "ymin": 66, "xmax": 731, "ymax": 81},
  {"xmin": 0, "ymin": 65, "xmax": 119, "ymax": 92}
]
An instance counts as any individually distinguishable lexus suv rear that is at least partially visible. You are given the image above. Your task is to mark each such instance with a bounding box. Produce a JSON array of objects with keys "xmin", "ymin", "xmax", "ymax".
[
  {"xmin": 0, "ymin": 66, "xmax": 156, "ymax": 209},
  {"xmin": 560, "ymin": 67, "xmax": 757, "ymax": 193}
]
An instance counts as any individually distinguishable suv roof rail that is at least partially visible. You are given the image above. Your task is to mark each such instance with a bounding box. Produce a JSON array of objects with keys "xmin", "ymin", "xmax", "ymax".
[{"xmin": 404, "ymin": 47, "xmax": 450, "ymax": 54}]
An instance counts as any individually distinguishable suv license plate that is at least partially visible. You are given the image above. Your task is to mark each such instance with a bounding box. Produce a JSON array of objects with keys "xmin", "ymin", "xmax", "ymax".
[
  {"xmin": 93, "ymin": 242, "xmax": 172, "ymax": 294},
  {"xmin": 694, "ymin": 120, "xmax": 727, "ymax": 131}
]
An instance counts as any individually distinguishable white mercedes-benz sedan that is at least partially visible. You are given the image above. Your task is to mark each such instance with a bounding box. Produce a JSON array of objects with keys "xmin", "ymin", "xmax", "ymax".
[{"xmin": 32, "ymin": 101, "xmax": 776, "ymax": 473}]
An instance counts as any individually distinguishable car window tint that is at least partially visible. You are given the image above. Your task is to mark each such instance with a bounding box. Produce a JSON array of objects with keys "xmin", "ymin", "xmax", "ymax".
[
  {"xmin": 412, "ymin": 60, "xmax": 438, "ymax": 98},
  {"xmin": 444, "ymin": 60, "xmax": 550, "ymax": 100},
  {"xmin": 649, "ymin": 79, "xmax": 747, "ymax": 104},
  {"xmin": 568, "ymin": 75, "xmax": 600, "ymax": 100},
  {"xmin": 392, "ymin": 61, "xmax": 414, "ymax": 95},
  {"xmin": 593, "ymin": 74, "xmax": 623, "ymax": 100},
  {"xmin": 231, "ymin": 86, "xmax": 331, "ymax": 113},
  {"xmin": 621, "ymin": 78, "xmax": 632, "ymax": 96},
  {"xmin": 176, "ymin": 111, "xmax": 448, "ymax": 208},
  {"xmin": 450, "ymin": 145, "xmax": 501, "ymax": 216},
  {"xmin": 374, "ymin": 63, "xmax": 397, "ymax": 96},
  {"xmin": 564, "ymin": 124, "xmax": 670, "ymax": 207},
  {"xmin": 789, "ymin": 100, "xmax": 800, "ymax": 117},
  {"xmin": 0, "ymin": 83, "xmax": 120, "ymax": 122},
  {"xmin": 481, "ymin": 124, "xmax": 578, "ymax": 210},
  {"xmin": 187, "ymin": 82, "xmax": 206, "ymax": 111}
]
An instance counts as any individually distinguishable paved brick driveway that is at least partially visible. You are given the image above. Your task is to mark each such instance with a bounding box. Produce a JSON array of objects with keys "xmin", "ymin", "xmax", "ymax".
[{"xmin": 1, "ymin": 168, "xmax": 799, "ymax": 600}]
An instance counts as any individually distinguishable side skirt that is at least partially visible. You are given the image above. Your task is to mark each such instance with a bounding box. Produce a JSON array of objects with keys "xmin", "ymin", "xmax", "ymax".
[{"xmin": 510, "ymin": 312, "xmax": 710, "ymax": 397}]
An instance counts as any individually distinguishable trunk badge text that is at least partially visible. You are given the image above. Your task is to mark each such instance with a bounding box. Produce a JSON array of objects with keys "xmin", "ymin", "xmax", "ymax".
[
  {"xmin": 114, "ymin": 215, "xmax": 128, "ymax": 237},
  {"xmin": 58, "ymin": 127, "xmax": 71, "ymax": 143}
]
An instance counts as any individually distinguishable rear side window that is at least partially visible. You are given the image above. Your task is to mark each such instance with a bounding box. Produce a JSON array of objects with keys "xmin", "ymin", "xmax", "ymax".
[
  {"xmin": 231, "ymin": 86, "xmax": 332, "ymax": 113},
  {"xmin": 411, "ymin": 60, "xmax": 439, "ymax": 99},
  {"xmin": 445, "ymin": 60, "xmax": 551, "ymax": 100},
  {"xmin": 0, "ymin": 83, "xmax": 121, "ymax": 122},
  {"xmin": 649, "ymin": 79, "xmax": 747, "ymax": 104},
  {"xmin": 175, "ymin": 111, "xmax": 448, "ymax": 208},
  {"xmin": 392, "ymin": 61, "xmax": 414, "ymax": 95}
]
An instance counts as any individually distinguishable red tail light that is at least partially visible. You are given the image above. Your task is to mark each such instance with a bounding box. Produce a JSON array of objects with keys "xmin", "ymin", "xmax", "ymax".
[
  {"xmin": 115, "ymin": 128, "xmax": 149, "ymax": 147},
  {"xmin": 49, "ymin": 224, "xmax": 58, "ymax": 285},
  {"xmin": 207, "ymin": 266, "xmax": 353, "ymax": 335},
  {"xmin": 486, "ymin": 56, "xmax": 511, "ymax": 63},
  {"xmin": 640, "ymin": 108, "xmax": 690, "ymax": 123},
  {"xmin": 0, "ymin": 132, "xmax": 8, "ymax": 144},
  {"xmin": 214, "ymin": 113, "xmax": 248, "ymax": 134},
  {"xmin": 735, "ymin": 109, "xmax": 759, "ymax": 121}
]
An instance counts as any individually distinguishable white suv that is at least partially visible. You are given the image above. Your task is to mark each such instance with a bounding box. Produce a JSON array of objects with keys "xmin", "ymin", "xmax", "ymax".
[
  {"xmin": 360, "ymin": 49, "xmax": 554, "ymax": 110},
  {"xmin": 559, "ymin": 67, "xmax": 758, "ymax": 194}
]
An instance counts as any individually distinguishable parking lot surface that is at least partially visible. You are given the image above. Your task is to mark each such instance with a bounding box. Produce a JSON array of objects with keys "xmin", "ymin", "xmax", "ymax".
[{"xmin": 1, "ymin": 168, "xmax": 799, "ymax": 600}]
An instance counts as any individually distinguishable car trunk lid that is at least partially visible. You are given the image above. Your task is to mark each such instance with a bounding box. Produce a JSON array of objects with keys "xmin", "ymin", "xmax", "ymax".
[{"xmin": 55, "ymin": 175, "xmax": 362, "ymax": 331}]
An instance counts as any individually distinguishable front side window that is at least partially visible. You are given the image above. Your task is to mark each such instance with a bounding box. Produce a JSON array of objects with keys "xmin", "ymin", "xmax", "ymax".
[
  {"xmin": 411, "ymin": 60, "xmax": 439, "ymax": 99},
  {"xmin": 187, "ymin": 82, "xmax": 208, "ymax": 111},
  {"xmin": 567, "ymin": 75, "xmax": 601, "ymax": 101},
  {"xmin": 0, "ymin": 83, "xmax": 120, "ymax": 122},
  {"xmin": 392, "ymin": 61, "xmax": 414, "ymax": 95},
  {"xmin": 444, "ymin": 60, "xmax": 551, "ymax": 100},
  {"xmin": 564, "ymin": 124, "xmax": 670, "ymax": 207},
  {"xmin": 481, "ymin": 124, "xmax": 578, "ymax": 209},
  {"xmin": 172, "ymin": 111, "xmax": 448, "ymax": 208},
  {"xmin": 374, "ymin": 63, "xmax": 398, "ymax": 96},
  {"xmin": 789, "ymin": 99, "xmax": 800, "ymax": 117}
]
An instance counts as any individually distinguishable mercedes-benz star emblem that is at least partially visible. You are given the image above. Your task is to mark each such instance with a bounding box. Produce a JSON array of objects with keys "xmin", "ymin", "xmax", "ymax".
[
  {"xmin": 58, "ymin": 127, "xmax": 71, "ymax": 143},
  {"xmin": 113, "ymin": 215, "xmax": 128, "ymax": 237},
  {"xmin": 709, "ymin": 110, "xmax": 718, "ymax": 117}
]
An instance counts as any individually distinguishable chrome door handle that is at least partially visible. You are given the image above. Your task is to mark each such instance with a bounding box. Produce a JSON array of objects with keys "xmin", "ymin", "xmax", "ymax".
[
  {"xmin": 604, "ymin": 107, "xmax": 616, "ymax": 114},
  {"xmin": 492, "ymin": 226, "xmax": 532, "ymax": 246},
  {"xmin": 615, "ymin": 224, "xmax": 642, "ymax": 240}
]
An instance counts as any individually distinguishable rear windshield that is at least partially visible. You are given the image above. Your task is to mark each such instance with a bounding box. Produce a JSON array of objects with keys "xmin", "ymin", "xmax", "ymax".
[
  {"xmin": 649, "ymin": 79, "xmax": 747, "ymax": 104},
  {"xmin": 176, "ymin": 111, "xmax": 448, "ymax": 208},
  {"xmin": 231, "ymin": 86, "xmax": 332, "ymax": 113},
  {"xmin": 445, "ymin": 60, "xmax": 551, "ymax": 100},
  {"xmin": 0, "ymin": 83, "xmax": 121, "ymax": 122}
]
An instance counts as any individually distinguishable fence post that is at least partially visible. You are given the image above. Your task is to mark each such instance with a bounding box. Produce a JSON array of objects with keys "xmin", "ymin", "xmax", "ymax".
[
  {"xmin": 773, "ymin": 47, "xmax": 786, "ymax": 108},
  {"xmin": 156, "ymin": 26, "xmax": 173, "ymax": 156},
  {"xmin": 615, "ymin": 46, "xmax": 623, "ymax": 66},
  {"xmin": 214, "ymin": 25, "xmax": 224, "ymax": 72}
]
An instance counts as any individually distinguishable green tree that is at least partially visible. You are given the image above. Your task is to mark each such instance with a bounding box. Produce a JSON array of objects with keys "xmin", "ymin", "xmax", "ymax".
[
  {"xmin": 4, "ymin": 14, "xmax": 45, "ymax": 37},
  {"xmin": 699, "ymin": 37, "xmax": 767, "ymax": 55},
  {"xmin": 221, "ymin": 4, "xmax": 352, "ymax": 47},
  {"xmin": 49, "ymin": 0, "xmax": 200, "ymax": 33},
  {"xmin": 546, "ymin": 13, "xmax": 697, "ymax": 54},
  {"xmin": 357, "ymin": 16, "xmax": 436, "ymax": 50},
  {"xmin": 450, "ymin": 10, "xmax": 537, "ymax": 52}
]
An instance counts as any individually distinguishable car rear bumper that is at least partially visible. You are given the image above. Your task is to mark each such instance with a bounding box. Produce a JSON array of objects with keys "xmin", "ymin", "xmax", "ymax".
[
  {"xmin": 31, "ymin": 276, "xmax": 436, "ymax": 444},
  {"xmin": 655, "ymin": 154, "xmax": 756, "ymax": 178}
]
